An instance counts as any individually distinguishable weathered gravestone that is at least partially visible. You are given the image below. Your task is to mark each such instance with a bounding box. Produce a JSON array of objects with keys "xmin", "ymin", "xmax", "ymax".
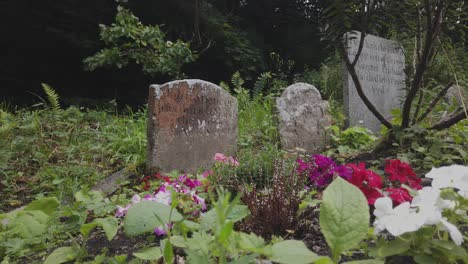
[
  {"xmin": 343, "ymin": 31, "xmax": 405, "ymax": 133},
  {"xmin": 276, "ymin": 83, "xmax": 331, "ymax": 153},
  {"xmin": 444, "ymin": 85, "xmax": 465, "ymax": 106},
  {"xmin": 147, "ymin": 79, "xmax": 238, "ymax": 173}
]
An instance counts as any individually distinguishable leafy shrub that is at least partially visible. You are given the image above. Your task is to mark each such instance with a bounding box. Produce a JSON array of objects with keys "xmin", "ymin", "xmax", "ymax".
[{"xmin": 84, "ymin": 6, "xmax": 196, "ymax": 77}]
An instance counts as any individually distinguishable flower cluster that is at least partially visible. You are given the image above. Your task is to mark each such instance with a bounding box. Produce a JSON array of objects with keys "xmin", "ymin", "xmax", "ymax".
[
  {"xmin": 115, "ymin": 173, "xmax": 207, "ymax": 235},
  {"xmin": 347, "ymin": 162, "xmax": 383, "ymax": 204},
  {"xmin": 214, "ymin": 153, "xmax": 239, "ymax": 167},
  {"xmin": 373, "ymin": 165, "xmax": 468, "ymax": 246},
  {"xmin": 346, "ymin": 160, "xmax": 421, "ymax": 205},
  {"xmin": 297, "ymin": 154, "xmax": 352, "ymax": 187}
]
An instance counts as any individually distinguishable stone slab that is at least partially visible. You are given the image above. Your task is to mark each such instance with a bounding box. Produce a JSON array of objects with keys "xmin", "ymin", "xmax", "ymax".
[
  {"xmin": 147, "ymin": 79, "xmax": 237, "ymax": 173},
  {"xmin": 343, "ymin": 31, "xmax": 405, "ymax": 133},
  {"xmin": 276, "ymin": 83, "xmax": 331, "ymax": 153}
]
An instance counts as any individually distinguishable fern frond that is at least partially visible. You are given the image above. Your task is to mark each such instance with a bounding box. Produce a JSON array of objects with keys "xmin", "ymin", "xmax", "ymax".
[
  {"xmin": 253, "ymin": 72, "xmax": 272, "ymax": 99},
  {"xmin": 41, "ymin": 83, "xmax": 61, "ymax": 111},
  {"xmin": 231, "ymin": 71, "xmax": 245, "ymax": 91}
]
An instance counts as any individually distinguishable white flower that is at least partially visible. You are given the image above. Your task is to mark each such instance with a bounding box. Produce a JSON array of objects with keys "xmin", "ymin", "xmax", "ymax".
[
  {"xmin": 440, "ymin": 218, "xmax": 464, "ymax": 246},
  {"xmin": 426, "ymin": 165, "xmax": 468, "ymax": 198},
  {"xmin": 373, "ymin": 197, "xmax": 425, "ymax": 236}
]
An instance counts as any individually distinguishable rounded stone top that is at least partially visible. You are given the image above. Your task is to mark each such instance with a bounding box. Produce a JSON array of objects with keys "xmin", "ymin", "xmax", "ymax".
[
  {"xmin": 150, "ymin": 79, "xmax": 233, "ymax": 99},
  {"xmin": 280, "ymin": 82, "xmax": 322, "ymax": 101}
]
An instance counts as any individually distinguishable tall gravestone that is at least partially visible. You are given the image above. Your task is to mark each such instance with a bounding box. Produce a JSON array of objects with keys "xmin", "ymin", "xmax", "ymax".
[
  {"xmin": 343, "ymin": 31, "xmax": 405, "ymax": 133},
  {"xmin": 276, "ymin": 83, "xmax": 331, "ymax": 153},
  {"xmin": 147, "ymin": 79, "xmax": 237, "ymax": 173}
]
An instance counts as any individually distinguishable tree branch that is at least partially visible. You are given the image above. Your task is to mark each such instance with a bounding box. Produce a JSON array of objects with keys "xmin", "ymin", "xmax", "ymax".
[
  {"xmin": 417, "ymin": 81, "xmax": 454, "ymax": 122},
  {"xmin": 430, "ymin": 108, "xmax": 468, "ymax": 130},
  {"xmin": 401, "ymin": 1, "xmax": 445, "ymax": 128}
]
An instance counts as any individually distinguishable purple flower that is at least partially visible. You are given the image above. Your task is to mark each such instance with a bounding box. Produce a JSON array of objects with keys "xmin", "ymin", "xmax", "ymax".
[
  {"xmin": 334, "ymin": 165, "xmax": 353, "ymax": 180},
  {"xmin": 313, "ymin": 155, "xmax": 335, "ymax": 169},
  {"xmin": 154, "ymin": 226, "xmax": 167, "ymax": 236}
]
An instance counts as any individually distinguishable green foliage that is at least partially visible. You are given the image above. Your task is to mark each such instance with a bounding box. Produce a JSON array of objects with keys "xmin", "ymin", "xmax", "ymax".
[
  {"xmin": 124, "ymin": 201, "xmax": 183, "ymax": 237},
  {"xmin": 325, "ymin": 125, "xmax": 377, "ymax": 161},
  {"xmin": 394, "ymin": 121, "xmax": 468, "ymax": 170},
  {"xmin": 0, "ymin": 104, "xmax": 147, "ymax": 211},
  {"xmin": 269, "ymin": 240, "xmax": 319, "ymax": 264},
  {"xmin": 295, "ymin": 55, "xmax": 343, "ymax": 101},
  {"xmin": 320, "ymin": 177, "xmax": 370, "ymax": 263},
  {"xmin": 44, "ymin": 246, "xmax": 81, "ymax": 264},
  {"xmin": 41, "ymin": 83, "xmax": 61, "ymax": 112},
  {"xmin": 84, "ymin": 6, "xmax": 196, "ymax": 77}
]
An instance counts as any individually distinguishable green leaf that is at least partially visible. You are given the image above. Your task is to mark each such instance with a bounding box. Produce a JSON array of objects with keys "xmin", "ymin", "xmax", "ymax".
[
  {"xmin": 163, "ymin": 239, "xmax": 174, "ymax": 264},
  {"xmin": 201, "ymin": 204, "xmax": 249, "ymax": 231},
  {"xmin": 319, "ymin": 177, "xmax": 369, "ymax": 262},
  {"xmin": 80, "ymin": 222, "xmax": 99, "ymax": 238},
  {"xmin": 44, "ymin": 246, "xmax": 80, "ymax": 264},
  {"xmin": 9, "ymin": 211, "xmax": 49, "ymax": 238},
  {"xmin": 124, "ymin": 201, "xmax": 182, "ymax": 237},
  {"xmin": 414, "ymin": 254, "xmax": 437, "ymax": 264},
  {"xmin": 218, "ymin": 221, "xmax": 234, "ymax": 243},
  {"xmin": 24, "ymin": 197, "xmax": 60, "ymax": 215},
  {"xmin": 342, "ymin": 260, "xmax": 384, "ymax": 264},
  {"xmin": 95, "ymin": 217, "xmax": 119, "ymax": 241},
  {"xmin": 372, "ymin": 239, "xmax": 411, "ymax": 258},
  {"xmin": 238, "ymin": 232, "xmax": 266, "ymax": 252},
  {"xmin": 133, "ymin": 247, "xmax": 162, "ymax": 260},
  {"xmin": 269, "ymin": 240, "xmax": 319, "ymax": 264},
  {"xmin": 169, "ymin": 235, "xmax": 188, "ymax": 248}
]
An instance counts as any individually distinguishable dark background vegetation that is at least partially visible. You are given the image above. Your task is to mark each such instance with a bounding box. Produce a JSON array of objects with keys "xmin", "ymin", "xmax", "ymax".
[{"xmin": 0, "ymin": 0, "xmax": 328, "ymax": 106}]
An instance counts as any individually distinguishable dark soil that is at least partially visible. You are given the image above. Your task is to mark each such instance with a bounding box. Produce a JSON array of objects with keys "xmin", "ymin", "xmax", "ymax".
[
  {"xmin": 295, "ymin": 206, "xmax": 331, "ymax": 257},
  {"xmin": 84, "ymin": 230, "xmax": 157, "ymax": 261}
]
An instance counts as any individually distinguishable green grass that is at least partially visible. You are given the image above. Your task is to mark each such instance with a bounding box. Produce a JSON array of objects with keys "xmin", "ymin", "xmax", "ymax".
[{"xmin": 0, "ymin": 105, "xmax": 146, "ymax": 212}]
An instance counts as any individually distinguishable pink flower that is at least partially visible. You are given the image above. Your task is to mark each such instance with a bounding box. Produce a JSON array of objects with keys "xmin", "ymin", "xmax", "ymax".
[
  {"xmin": 214, "ymin": 153, "xmax": 239, "ymax": 166},
  {"xmin": 201, "ymin": 170, "xmax": 214, "ymax": 178},
  {"xmin": 214, "ymin": 153, "xmax": 227, "ymax": 162},
  {"xmin": 115, "ymin": 205, "xmax": 130, "ymax": 217}
]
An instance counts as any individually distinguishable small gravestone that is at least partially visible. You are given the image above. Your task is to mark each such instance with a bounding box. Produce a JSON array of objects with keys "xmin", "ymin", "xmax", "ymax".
[
  {"xmin": 444, "ymin": 85, "xmax": 465, "ymax": 106},
  {"xmin": 147, "ymin": 79, "xmax": 237, "ymax": 173},
  {"xmin": 276, "ymin": 83, "xmax": 331, "ymax": 153},
  {"xmin": 343, "ymin": 31, "xmax": 405, "ymax": 133}
]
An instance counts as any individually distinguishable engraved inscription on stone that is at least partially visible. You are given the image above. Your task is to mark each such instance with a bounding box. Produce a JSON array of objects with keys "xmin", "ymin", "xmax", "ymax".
[
  {"xmin": 147, "ymin": 79, "xmax": 238, "ymax": 173},
  {"xmin": 276, "ymin": 83, "xmax": 331, "ymax": 154},
  {"xmin": 343, "ymin": 31, "xmax": 405, "ymax": 133}
]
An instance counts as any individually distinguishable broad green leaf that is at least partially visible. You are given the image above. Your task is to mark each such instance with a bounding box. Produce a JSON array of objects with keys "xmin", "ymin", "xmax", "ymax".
[
  {"xmin": 124, "ymin": 201, "xmax": 182, "ymax": 237},
  {"xmin": 24, "ymin": 197, "xmax": 60, "ymax": 215},
  {"xmin": 414, "ymin": 254, "xmax": 437, "ymax": 264},
  {"xmin": 9, "ymin": 211, "xmax": 49, "ymax": 238},
  {"xmin": 44, "ymin": 246, "xmax": 80, "ymax": 264},
  {"xmin": 95, "ymin": 217, "xmax": 119, "ymax": 241},
  {"xmin": 133, "ymin": 247, "xmax": 162, "ymax": 260},
  {"xmin": 238, "ymin": 232, "xmax": 266, "ymax": 252},
  {"xmin": 319, "ymin": 177, "xmax": 369, "ymax": 261},
  {"xmin": 269, "ymin": 240, "xmax": 319, "ymax": 264},
  {"xmin": 80, "ymin": 222, "xmax": 99, "ymax": 238},
  {"xmin": 169, "ymin": 235, "xmax": 188, "ymax": 248},
  {"xmin": 343, "ymin": 260, "xmax": 384, "ymax": 264},
  {"xmin": 314, "ymin": 256, "xmax": 333, "ymax": 264},
  {"xmin": 372, "ymin": 239, "xmax": 410, "ymax": 258},
  {"xmin": 200, "ymin": 204, "xmax": 249, "ymax": 231}
]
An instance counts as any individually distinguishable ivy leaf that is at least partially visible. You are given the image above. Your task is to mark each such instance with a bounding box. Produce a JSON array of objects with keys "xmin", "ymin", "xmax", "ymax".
[
  {"xmin": 44, "ymin": 246, "xmax": 80, "ymax": 264},
  {"xmin": 133, "ymin": 247, "xmax": 162, "ymax": 260},
  {"xmin": 95, "ymin": 217, "xmax": 119, "ymax": 241},
  {"xmin": 269, "ymin": 240, "xmax": 319, "ymax": 264},
  {"xmin": 24, "ymin": 197, "xmax": 60, "ymax": 215},
  {"xmin": 319, "ymin": 177, "xmax": 369, "ymax": 262},
  {"xmin": 124, "ymin": 201, "xmax": 182, "ymax": 237}
]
